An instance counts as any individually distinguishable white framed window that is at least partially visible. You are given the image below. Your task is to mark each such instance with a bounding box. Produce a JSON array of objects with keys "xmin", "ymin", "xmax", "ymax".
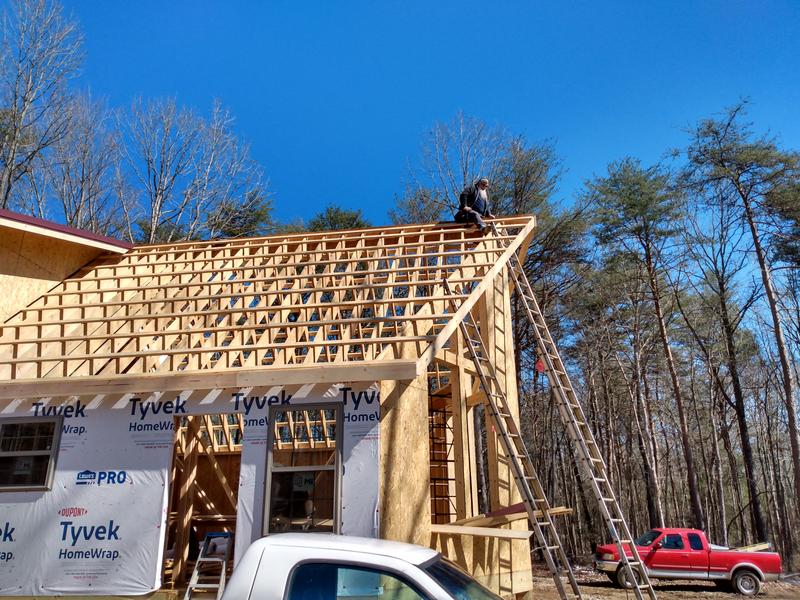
[
  {"xmin": 264, "ymin": 404, "xmax": 342, "ymax": 535},
  {"xmin": 0, "ymin": 417, "xmax": 62, "ymax": 491}
]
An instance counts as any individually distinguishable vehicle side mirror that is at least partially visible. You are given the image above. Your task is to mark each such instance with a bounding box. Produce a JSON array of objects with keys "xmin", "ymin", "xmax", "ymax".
[{"xmin": 653, "ymin": 542, "xmax": 662, "ymax": 550}]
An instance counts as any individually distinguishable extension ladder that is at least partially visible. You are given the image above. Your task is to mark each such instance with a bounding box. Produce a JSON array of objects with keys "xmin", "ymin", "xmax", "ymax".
[
  {"xmin": 184, "ymin": 532, "xmax": 233, "ymax": 600},
  {"xmin": 489, "ymin": 221, "xmax": 658, "ymax": 600},
  {"xmin": 443, "ymin": 279, "xmax": 582, "ymax": 600}
]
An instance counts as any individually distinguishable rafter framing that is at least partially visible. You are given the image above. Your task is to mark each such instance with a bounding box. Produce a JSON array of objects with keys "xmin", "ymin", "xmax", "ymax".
[{"xmin": 0, "ymin": 217, "xmax": 535, "ymax": 399}]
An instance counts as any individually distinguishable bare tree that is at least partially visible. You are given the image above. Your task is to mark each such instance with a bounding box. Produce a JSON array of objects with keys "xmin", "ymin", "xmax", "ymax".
[
  {"xmin": 183, "ymin": 100, "xmax": 267, "ymax": 240},
  {"xmin": 118, "ymin": 96, "xmax": 202, "ymax": 243},
  {"xmin": 0, "ymin": 0, "xmax": 83, "ymax": 208},
  {"xmin": 14, "ymin": 90, "xmax": 124, "ymax": 235},
  {"xmin": 119, "ymin": 97, "xmax": 269, "ymax": 243},
  {"xmin": 396, "ymin": 111, "xmax": 506, "ymax": 221}
]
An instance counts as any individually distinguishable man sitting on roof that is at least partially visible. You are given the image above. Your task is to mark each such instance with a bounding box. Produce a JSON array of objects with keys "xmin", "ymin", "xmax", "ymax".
[{"xmin": 456, "ymin": 177, "xmax": 495, "ymax": 235}]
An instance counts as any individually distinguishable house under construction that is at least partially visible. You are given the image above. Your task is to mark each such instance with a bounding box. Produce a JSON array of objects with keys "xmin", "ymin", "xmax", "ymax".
[{"xmin": 0, "ymin": 210, "xmax": 655, "ymax": 600}]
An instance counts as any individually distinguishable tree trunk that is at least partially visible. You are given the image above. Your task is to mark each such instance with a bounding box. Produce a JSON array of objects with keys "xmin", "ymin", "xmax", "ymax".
[
  {"xmin": 644, "ymin": 253, "xmax": 705, "ymax": 531},
  {"xmin": 709, "ymin": 387, "xmax": 728, "ymax": 546},
  {"xmin": 717, "ymin": 293, "xmax": 767, "ymax": 541},
  {"xmin": 740, "ymin": 192, "xmax": 800, "ymax": 515}
]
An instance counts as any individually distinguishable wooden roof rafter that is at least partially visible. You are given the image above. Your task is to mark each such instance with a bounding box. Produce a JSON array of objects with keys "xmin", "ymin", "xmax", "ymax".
[{"xmin": 0, "ymin": 216, "xmax": 535, "ymax": 399}]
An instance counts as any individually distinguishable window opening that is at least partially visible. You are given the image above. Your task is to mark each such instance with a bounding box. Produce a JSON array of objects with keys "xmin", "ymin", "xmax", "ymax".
[
  {"xmin": 264, "ymin": 404, "xmax": 342, "ymax": 534},
  {"xmin": 428, "ymin": 397, "xmax": 456, "ymax": 524},
  {"xmin": 0, "ymin": 416, "xmax": 62, "ymax": 491}
]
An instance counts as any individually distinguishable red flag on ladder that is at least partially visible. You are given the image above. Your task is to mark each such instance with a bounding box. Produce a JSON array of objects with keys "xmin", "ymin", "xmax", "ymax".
[{"xmin": 535, "ymin": 358, "xmax": 545, "ymax": 373}]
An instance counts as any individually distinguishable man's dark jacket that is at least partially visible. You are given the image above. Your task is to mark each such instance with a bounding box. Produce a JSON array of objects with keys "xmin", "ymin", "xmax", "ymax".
[{"xmin": 456, "ymin": 184, "xmax": 490, "ymax": 221}]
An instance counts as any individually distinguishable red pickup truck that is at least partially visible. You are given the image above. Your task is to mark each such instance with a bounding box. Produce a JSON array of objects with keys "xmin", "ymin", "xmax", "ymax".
[{"xmin": 592, "ymin": 528, "xmax": 782, "ymax": 596}]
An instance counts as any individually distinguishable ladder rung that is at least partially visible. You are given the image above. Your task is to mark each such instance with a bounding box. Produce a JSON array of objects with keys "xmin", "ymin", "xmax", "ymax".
[
  {"xmin": 197, "ymin": 557, "xmax": 225, "ymax": 563},
  {"xmin": 189, "ymin": 584, "xmax": 221, "ymax": 589}
]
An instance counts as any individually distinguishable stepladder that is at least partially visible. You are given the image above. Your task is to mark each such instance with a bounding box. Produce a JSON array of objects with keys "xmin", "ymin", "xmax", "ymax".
[
  {"xmin": 184, "ymin": 532, "xmax": 233, "ymax": 600},
  {"xmin": 487, "ymin": 221, "xmax": 658, "ymax": 600},
  {"xmin": 443, "ymin": 279, "xmax": 583, "ymax": 600}
]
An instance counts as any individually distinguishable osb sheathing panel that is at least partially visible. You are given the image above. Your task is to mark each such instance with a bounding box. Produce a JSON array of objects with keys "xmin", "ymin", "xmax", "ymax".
[
  {"xmin": 452, "ymin": 266, "xmax": 530, "ymax": 589},
  {"xmin": 430, "ymin": 534, "xmax": 533, "ymax": 597},
  {"xmin": 379, "ymin": 370, "xmax": 431, "ymax": 547},
  {"xmin": 0, "ymin": 226, "xmax": 106, "ymax": 322}
]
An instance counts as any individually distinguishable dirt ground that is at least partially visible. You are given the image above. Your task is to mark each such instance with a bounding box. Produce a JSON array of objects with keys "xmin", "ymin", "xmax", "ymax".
[{"xmin": 523, "ymin": 564, "xmax": 800, "ymax": 600}]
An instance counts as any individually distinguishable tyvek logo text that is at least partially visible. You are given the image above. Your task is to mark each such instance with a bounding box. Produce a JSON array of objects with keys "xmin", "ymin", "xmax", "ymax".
[
  {"xmin": 1, "ymin": 522, "xmax": 14, "ymax": 562},
  {"xmin": 58, "ymin": 520, "xmax": 121, "ymax": 561}
]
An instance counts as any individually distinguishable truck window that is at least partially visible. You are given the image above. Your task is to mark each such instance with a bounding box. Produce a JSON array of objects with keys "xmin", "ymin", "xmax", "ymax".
[
  {"xmin": 661, "ymin": 534, "xmax": 684, "ymax": 550},
  {"xmin": 687, "ymin": 533, "xmax": 704, "ymax": 551},
  {"xmin": 287, "ymin": 563, "xmax": 429, "ymax": 600},
  {"xmin": 634, "ymin": 530, "xmax": 662, "ymax": 547}
]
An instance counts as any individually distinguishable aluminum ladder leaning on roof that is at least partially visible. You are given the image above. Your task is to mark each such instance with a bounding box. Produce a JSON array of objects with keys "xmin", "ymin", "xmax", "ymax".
[
  {"xmin": 442, "ymin": 278, "xmax": 582, "ymax": 600},
  {"xmin": 488, "ymin": 221, "xmax": 658, "ymax": 600}
]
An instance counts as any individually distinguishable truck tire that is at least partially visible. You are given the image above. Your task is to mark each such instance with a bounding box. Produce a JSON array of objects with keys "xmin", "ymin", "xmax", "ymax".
[
  {"xmin": 732, "ymin": 569, "xmax": 761, "ymax": 597},
  {"xmin": 615, "ymin": 565, "xmax": 641, "ymax": 589}
]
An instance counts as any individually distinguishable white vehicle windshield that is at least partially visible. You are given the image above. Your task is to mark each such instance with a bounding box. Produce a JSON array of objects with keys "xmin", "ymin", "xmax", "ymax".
[{"xmin": 424, "ymin": 558, "xmax": 502, "ymax": 600}]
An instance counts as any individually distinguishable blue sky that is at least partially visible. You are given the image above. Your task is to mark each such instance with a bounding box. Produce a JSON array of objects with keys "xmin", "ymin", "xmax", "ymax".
[{"xmin": 60, "ymin": 0, "xmax": 800, "ymax": 226}]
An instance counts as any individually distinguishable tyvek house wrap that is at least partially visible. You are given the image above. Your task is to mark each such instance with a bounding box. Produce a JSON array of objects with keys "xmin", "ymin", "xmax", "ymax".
[{"xmin": 0, "ymin": 382, "xmax": 380, "ymax": 596}]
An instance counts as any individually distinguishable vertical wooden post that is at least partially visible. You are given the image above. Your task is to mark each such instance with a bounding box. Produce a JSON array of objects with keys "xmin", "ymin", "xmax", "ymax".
[
  {"xmin": 172, "ymin": 416, "xmax": 199, "ymax": 585},
  {"xmin": 451, "ymin": 329, "xmax": 474, "ymax": 520},
  {"xmin": 163, "ymin": 417, "xmax": 181, "ymax": 583}
]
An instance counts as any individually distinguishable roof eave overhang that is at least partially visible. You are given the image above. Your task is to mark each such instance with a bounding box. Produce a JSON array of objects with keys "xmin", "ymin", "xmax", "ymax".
[{"xmin": 0, "ymin": 208, "xmax": 133, "ymax": 253}]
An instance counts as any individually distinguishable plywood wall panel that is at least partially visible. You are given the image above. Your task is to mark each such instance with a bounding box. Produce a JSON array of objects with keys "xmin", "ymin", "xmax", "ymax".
[
  {"xmin": 379, "ymin": 374, "xmax": 431, "ymax": 547},
  {"xmin": 0, "ymin": 226, "xmax": 107, "ymax": 322}
]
